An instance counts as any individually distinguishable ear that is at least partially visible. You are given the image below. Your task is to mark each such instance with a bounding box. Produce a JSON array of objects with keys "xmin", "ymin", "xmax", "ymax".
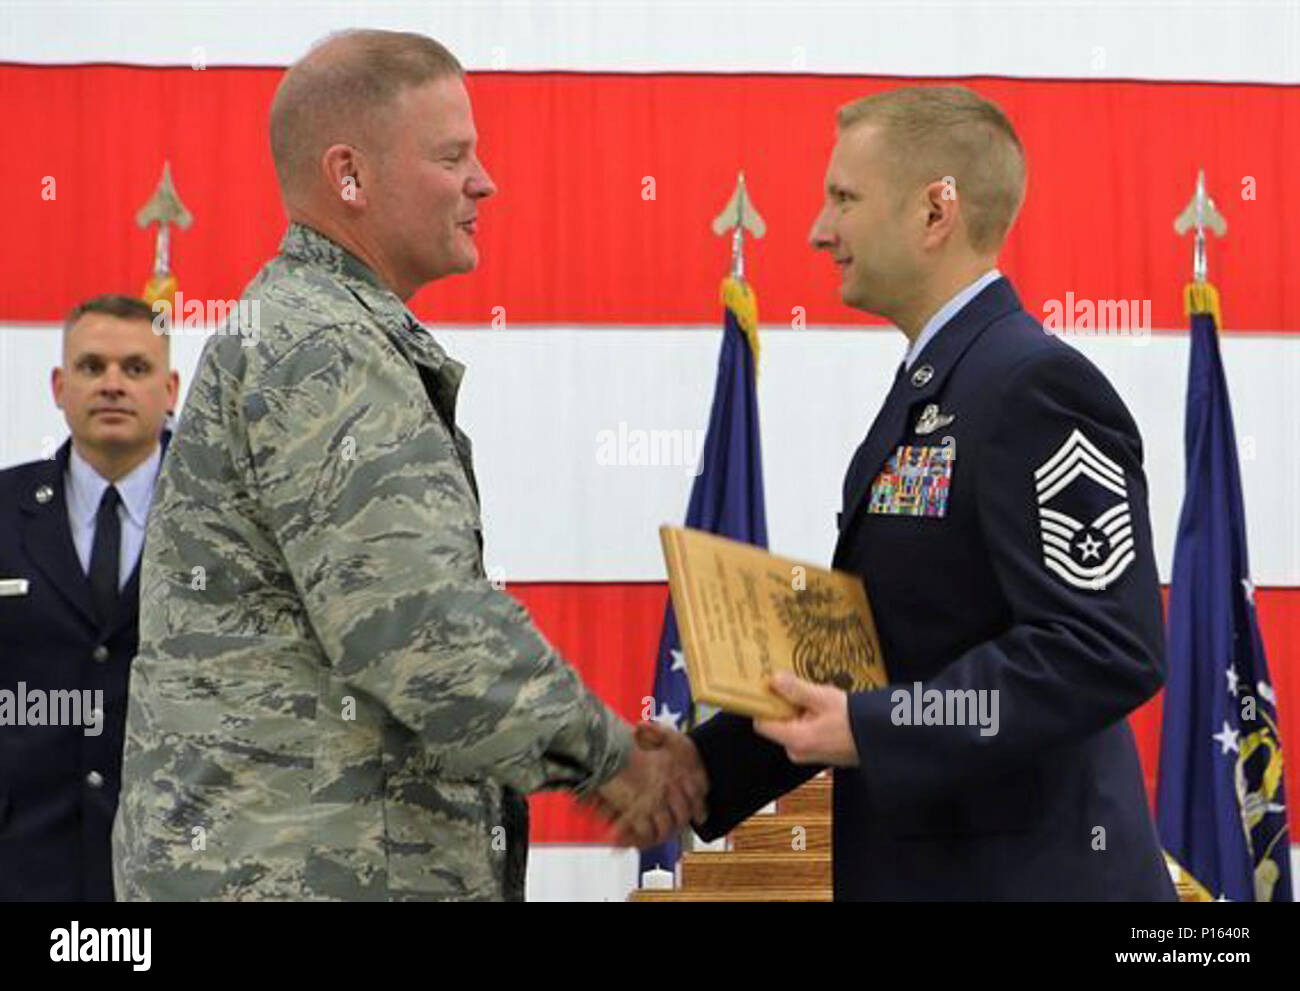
[
  {"xmin": 320, "ymin": 143, "xmax": 370, "ymax": 209},
  {"xmin": 921, "ymin": 176, "xmax": 961, "ymax": 248},
  {"xmin": 51, "ymin": 365, "xmax": 64, "ymax": 410},
  {"xmin": 166, "ymin": 369, "xmax": 180, "ymax": 410}
]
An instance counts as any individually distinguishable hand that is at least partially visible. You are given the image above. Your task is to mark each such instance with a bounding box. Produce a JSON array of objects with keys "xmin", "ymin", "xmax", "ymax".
[
  {"xmin": 632, "ymin": 721, "xmax": 709, "ymax": 827},
  {"xmin": 586, "ymin": 724, "xmax": 709, "ymax": 848},
  {"xmin": 753, "ymin": 672, "xmax": 860, "ymax": 767}
]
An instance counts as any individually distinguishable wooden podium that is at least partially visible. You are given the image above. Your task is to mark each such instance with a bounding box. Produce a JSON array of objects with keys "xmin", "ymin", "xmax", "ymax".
[{"xmin": 628, "ymin": 775, "xmax": 832, "ymax": 902}]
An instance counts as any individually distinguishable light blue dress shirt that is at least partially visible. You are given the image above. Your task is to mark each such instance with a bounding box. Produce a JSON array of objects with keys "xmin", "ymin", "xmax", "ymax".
[
  {"xmin": 65, "ymin": 444, "xmax": 162, "ymax": 589},
  {"xmin": 903, "ymin": 268, "xmax": 1003, "ymax": 371}
]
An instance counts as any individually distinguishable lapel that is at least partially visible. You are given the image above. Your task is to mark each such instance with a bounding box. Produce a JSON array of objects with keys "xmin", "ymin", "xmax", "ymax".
[
  {"xmin": 19, "ymin": 439, "xmax": 98, "ymax": 631},
  {"xmin": 19, "ymin": 435, "xmax": 169, "ymax": 639},
  {"xmin": 839, "ymin": 361, "xmax": 910, "ymax": 516},
  {"xmin": 833, "ymin": 277, "xmax": 1023, "ymax": 564}
]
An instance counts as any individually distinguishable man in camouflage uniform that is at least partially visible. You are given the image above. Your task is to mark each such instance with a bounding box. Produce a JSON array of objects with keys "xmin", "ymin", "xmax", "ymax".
[{"xmin": 112, "ymin": 30, "xmax": 706, "ymax": 901}]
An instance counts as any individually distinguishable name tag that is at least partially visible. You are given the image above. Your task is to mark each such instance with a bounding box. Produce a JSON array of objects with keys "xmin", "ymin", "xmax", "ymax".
[
  {"xmin": 868, "ymin": 444, "xmax": 954, "ymax": 518},
  {"xmin": 0, "ymin": 578, "xmax": 30, "ymax": 597}
]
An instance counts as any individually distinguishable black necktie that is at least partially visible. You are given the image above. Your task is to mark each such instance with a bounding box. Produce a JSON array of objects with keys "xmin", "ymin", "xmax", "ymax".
[{"xmin": 89, "ymin": 486, "xmax": 121, "ymax": 626}]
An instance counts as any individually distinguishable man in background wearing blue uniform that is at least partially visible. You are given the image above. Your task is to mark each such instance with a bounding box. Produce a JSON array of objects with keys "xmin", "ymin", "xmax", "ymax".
[
  {"xmin": 0, "ymin": 295, "xmax": 177, "ymax": 900},
  {"xmin": 639, "ymin": 86, "xmax": 1175, "ymax": 900}
]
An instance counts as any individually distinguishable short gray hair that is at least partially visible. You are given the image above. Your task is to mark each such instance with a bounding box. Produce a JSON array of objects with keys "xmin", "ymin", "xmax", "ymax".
[{"xmin": 269, "ymin": 30, "xmax": 464, "ymax": 196}]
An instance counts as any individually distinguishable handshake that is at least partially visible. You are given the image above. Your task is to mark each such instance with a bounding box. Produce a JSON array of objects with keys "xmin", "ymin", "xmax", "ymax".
[
  {"xmin": 583, "ymin": 672, "xmax": 859, "ymax": 848},
  {"xmin": 586, "ymin": 722, "xmax": 710, "ymax": 849}
]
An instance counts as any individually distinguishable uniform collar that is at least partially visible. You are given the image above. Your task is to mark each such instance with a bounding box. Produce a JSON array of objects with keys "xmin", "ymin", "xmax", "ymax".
[
  {"xmin": 66, "ymin": 442, "xmax": 162, "ymax": 530},
  {"xmin": 904, "ymin": 268, "xmax": 1002, "ymax": 371},
  {"xmin": 279, "ymin": 221, "xmax": 390, "ymax": 294},
  {"xmin": 900, "ymin": 275, "xmax": 1022, "ymax": 398},
  {"xmin": 279, "ymin": 222, "xmax": 459, "ymax": 380}
]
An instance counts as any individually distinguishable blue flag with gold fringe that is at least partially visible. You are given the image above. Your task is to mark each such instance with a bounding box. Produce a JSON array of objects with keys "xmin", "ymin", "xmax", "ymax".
[
  {"xmin": 639, "ymin": 276, "xmax": 767, "ymax": 876},
  {"xmin": 1156, "ymin": 282, "xmax": 1292, "ymax": 901}
]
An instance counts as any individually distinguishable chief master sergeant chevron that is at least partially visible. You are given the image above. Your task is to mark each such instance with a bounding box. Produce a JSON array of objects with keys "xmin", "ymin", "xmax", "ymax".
[
  {"xmin": 111, "ymin": 30, "xmax": 705, "ymax": 901},
  {"xmin": 653, "ymin": 86, "xmax": 1178, "ymax": 900}
]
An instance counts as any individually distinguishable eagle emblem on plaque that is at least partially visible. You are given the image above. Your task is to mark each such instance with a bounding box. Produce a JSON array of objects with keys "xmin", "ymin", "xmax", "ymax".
[{"xmin": 769, "ymin": 577, "xmax": 883, "ymax": 692}]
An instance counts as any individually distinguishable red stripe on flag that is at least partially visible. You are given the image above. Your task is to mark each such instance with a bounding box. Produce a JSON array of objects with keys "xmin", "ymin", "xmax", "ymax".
[
  {"xmin": 3, "ymin": 66, "xmax": 1297, "ymax": 329},
  {"xmin": 510, "ymin": 582, "xmax": 667, "ymax": 845}
]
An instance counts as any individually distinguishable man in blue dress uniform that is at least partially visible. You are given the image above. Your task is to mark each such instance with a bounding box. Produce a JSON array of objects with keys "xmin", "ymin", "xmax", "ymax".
[
  {"xmin": 641, "ymin": 86, "xmax": 1175, "ymax": 900},
  {"xmin": 0, "ymin": 295, "xmax": 177, "ymax": 900}
]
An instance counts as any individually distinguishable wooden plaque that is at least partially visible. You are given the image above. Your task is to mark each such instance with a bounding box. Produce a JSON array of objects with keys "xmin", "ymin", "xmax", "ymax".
[{"xmin": 660, "ymin": 525, "xmax": 888, "ymax": 720}]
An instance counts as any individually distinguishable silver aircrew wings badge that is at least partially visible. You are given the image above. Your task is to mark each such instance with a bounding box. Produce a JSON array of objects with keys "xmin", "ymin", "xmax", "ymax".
[
  {"xmin": 914, "ymin": 403, "xmax": 955, "ymax": 436},
  {"xmin": 1034, "ymin": 428, "xmax": 1135, "ymax": 591}
]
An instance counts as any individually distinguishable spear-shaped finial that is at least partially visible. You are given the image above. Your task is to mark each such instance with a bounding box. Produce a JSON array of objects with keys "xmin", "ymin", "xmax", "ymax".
[
  {"xmin": 136, "ymin": 161, "xmax": 193, "ymax": 308},
  {"xmin": 1173, "ymin": 169, "xmax": 1227, "ymax": 284},
  {"xmin": 711, "ymin": 171, "xmax": 766, "ymax": 283}
]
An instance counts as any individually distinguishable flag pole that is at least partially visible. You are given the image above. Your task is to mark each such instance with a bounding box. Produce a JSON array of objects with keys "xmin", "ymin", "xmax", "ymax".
[
  {"xmin": 1173, "ymin": 168, "xmax": 1226, "ymax": 324},
  {"xmin": 712, "ymin": 171, "xmax": 765, "ymax": 362},
  {"xmin": 136, "ymin": 161, "xmax": 193, "ymax": 312}
]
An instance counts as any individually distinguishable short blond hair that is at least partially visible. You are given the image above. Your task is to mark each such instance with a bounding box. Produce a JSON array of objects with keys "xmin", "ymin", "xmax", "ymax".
[
  {"xmin": 270, "ymin": 30, "xmax": 463, "ymax": 197},
  {"xmin": 837, "ymin": 86, "xmax": 1026, "ymax": 253}
]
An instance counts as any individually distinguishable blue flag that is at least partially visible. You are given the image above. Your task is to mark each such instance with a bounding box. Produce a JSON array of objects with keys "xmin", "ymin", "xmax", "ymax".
[
  {"xmin": 639, "ymin": 278, "xmax": 767, "ymax": 875},
  {"xmin": 1157, "ymin": 284, "xmax": 1292, "ymax": 901}
]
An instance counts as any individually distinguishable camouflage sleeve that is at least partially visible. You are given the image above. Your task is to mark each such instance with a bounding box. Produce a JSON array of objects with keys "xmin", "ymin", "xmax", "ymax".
[{"xmin": 242, "ymin": 320, "xmax": 631, "ymax": 795}]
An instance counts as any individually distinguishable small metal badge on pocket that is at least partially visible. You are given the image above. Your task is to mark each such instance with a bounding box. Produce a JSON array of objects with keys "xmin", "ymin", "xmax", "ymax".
[
  {"xmin": 867, "ymin": 444, "xmax": 955, "ymax": 518},
  {"xmin": 914, "ymin": 403, "xmax": 955, "ymax": 436},
  {"xmin": 0, "ymin": 578, "xmax": 31, "ymax": 597}
]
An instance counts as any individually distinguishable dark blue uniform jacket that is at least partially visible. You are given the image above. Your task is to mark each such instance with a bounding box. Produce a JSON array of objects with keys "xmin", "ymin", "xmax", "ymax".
[
  {"xmin": 0, "ymin": 439, "xmax": 153, "ymax": 900},
  {"xmin": 692, "ymin": 278, "xmax": 1176, "ymax": 900}
]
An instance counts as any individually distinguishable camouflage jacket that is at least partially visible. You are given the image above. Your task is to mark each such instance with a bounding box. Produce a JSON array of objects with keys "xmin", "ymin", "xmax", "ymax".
[{"xmin": 112, "ymin": 223, "xmax": 631, "ymax": 901}]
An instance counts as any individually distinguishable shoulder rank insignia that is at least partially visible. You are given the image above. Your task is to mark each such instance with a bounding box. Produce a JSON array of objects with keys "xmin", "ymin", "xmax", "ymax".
[
  {"xmin": 914, "ymin": 403, "xmax": 955, "ymax": 436},
  {"xmin": 1034, "ymin": 428, "xmax": 1135, "ymax": 591}
]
